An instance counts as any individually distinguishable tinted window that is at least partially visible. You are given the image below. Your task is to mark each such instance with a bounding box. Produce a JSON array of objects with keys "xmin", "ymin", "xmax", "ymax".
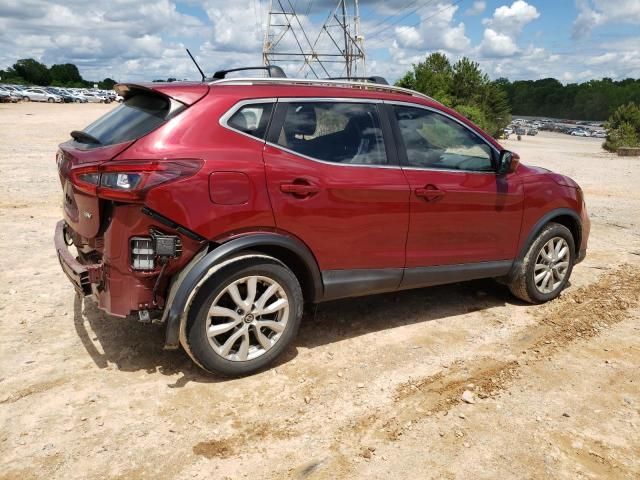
[
  {"xmin": 227, "ymin": 103, "xmax": 273, "ymax": 139},
  {"xmin": 78, "ymin": 92, "xmax": 176, "ymax": 147},
  {"xmin": 276, "ymin": 102, "xmax": 387, "ymax": 165},
  {"xmin": 394, "ymin": 106, "xmax": 494, "ymax": 172}
]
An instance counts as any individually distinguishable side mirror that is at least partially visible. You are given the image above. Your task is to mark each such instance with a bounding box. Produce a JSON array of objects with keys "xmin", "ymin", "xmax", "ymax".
[{"xmin": 497, "ymin": 150, "xmax": 520, "ymax": 175}]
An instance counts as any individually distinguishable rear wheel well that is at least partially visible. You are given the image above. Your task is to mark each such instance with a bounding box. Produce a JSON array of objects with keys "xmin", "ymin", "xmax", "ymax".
[
  {"xmin": 548, "ymin": 214, "xmax": 581, "ymax": 255},
  {"xmin": 237, "ymin": 245, "xmax": 317, "ymax": 303}
]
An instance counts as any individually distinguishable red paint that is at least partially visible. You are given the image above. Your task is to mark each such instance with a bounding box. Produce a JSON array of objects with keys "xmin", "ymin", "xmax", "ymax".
[
  {"xmin": 55, "ymin": 80, "xmax": 590, "ymax": 318},
  {"xmin": 209, "ymin": 172, "xmax": 251, "ymax": 205},
  {"xmin": 263, "ymin": 144, "xmax": 409, "ymax": 270},
  {"xmin": 402, "ymin": 169, "xmax": 524, "ymax": 267}
]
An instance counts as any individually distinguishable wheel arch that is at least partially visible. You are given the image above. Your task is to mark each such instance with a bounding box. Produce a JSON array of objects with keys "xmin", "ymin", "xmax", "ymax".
[
  {"xmin": 508, "ymin": 208, "xmax": 582, "ymax": 281},
  {"xmin": 163, "ymin": 233, "xmax": 323, "ymax": 349}
]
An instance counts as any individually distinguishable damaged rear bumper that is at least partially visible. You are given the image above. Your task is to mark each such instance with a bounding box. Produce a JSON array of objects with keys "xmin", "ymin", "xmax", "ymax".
[{"xmin": 54, "ymin": 220, "xmax": 103, "ymax": 296}]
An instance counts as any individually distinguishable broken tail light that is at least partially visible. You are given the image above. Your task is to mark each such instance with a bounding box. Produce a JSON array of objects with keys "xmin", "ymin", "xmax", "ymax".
[{"xmin": 70, "ymin": 159, "xmax": 203, "ymax": 202}]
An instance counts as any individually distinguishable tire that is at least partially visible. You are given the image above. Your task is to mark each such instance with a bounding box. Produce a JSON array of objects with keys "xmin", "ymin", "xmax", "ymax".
[
  {"xmin": 183, "ymin": 257, "xmax": 303, "ymax": 376},
  {"xmin": 509, "ymin": 222, "xmax": 575, "ymax": 303},
  {"xmin": 23, "ymin": 96, "xmax": 29, "ymax": 102},
  {"xmin": 47, "ymin": 98, "xmax": 54, "ymax": 103}
]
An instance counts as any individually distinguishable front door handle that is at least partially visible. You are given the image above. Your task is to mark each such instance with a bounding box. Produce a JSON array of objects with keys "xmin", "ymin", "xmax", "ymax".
[
  {"xmin": 415, "ymin": 185, "xmax": 445, "ymax": 201},
  {"xmin": 280, "ymin": 182, "xmax": 320, "ymax": 197}
]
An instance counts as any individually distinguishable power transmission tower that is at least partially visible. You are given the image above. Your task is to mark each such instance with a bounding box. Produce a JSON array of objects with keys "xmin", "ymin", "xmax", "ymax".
[{"xmin": 262, "ymin": 0, "xmax": 365, "ymax": 78}]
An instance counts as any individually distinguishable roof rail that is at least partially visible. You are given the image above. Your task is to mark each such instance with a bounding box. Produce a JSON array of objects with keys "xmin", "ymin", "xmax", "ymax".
[
  {"xmin": 208, "ymin": 77, "xmax": 439, "ymax": 104},
  {"xmin": 326, "ymin": 76, "xmax": 389, "ymax": 85},
  {"xmin": 211, "ymin": 66, "xmax": 286, "ymax": 80}
]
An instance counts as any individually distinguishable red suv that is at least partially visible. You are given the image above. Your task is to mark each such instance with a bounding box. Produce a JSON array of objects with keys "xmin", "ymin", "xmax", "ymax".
[{"xmin": 55, "ymin": 71, "xmax": 589, "ymax": 376}]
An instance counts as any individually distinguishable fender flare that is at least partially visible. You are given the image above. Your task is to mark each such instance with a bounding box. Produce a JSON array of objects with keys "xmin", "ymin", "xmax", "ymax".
[
  {"xmin": 163, "ymin": 233, "xmax": 323, "ymax": 349},
  {"xmin": 508, "ymin": 207, "xmax": 582, "ymax": 279}
]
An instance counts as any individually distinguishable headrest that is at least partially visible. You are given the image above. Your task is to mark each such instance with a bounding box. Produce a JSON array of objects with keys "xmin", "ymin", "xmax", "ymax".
[{"xmin": 287, "ymin": 104, "xmax": 317, "ymax": 136}]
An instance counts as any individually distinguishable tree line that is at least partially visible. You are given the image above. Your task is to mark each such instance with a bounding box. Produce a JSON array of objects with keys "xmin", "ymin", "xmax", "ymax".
[
  {"xmin": 397, "ymin": 53, "xmax": 640, "ymax": 130},
  {"xmin": 0, "ymin": 58, "xmax": 116, "ymax": 90},
  {"xmin": 497, "ymin": 77, "xmax": 640, "ymax": 121}
]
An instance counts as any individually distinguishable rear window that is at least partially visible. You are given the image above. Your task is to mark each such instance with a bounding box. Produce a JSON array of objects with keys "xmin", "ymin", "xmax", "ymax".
[{"xmin": 76, "ymin": 92, "xmax": 178, "ymax": 147}]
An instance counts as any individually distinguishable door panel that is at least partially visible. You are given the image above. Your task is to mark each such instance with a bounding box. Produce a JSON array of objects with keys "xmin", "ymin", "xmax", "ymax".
[
  {"xmin": 264, "ymin": 100, "xmax": 410, "ymax": 271},
  {"xmin": 402, "ymin": 169, "xmax": 523, "ymax": 267},
  {"xmin": 263, "ymin": 145, "xmax": 409, "ymax": 270},
  {"xmin": 390, "ymin": 104, "xmax": 523, "ymax": 267}
]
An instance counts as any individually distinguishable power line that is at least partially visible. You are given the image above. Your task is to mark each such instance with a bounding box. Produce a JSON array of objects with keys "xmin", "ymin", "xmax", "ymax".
[
  {"xmin": 368, "ymin": 0, "xmax": 446, "ymax": 39},
  {"xmin": 367, "ymin": 0, "xmax": 465, "ymax": 45}
]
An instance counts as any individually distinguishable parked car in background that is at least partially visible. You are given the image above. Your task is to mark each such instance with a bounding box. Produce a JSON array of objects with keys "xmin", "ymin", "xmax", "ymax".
[
  {"xmin": 54, "ymin": 71, "xmax": 590, "ymax": 376},
  {"xmin": 526, "ymin": 128, "xmax": 538, "ymax": 136},
  {"xmin": 0, "ymin": 86, "xmax": 20, "ymax": 102},
  {"xmin": 21, "ymin": 87, "xmax": 63, "ymax": 103},
  {"xmin": 592, "ymin": 130, "xmax": 606, "ymax": 138},
  {"xmin": 570, "ymin": 129, "xmax": 590, "ymax": 137},
  {"xmin": 0, "ymin": 90, "xmax": 19, "ymax": 102},
  {"xmin": 46, "ymin": 87, "xmax": 75, "ymax": 103},
  {"xmin": 82, "ymin": 92, "xmax": 111, "ymax": 103}
]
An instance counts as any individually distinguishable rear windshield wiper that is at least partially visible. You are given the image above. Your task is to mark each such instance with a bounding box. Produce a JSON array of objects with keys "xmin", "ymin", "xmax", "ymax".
[{"xmin": 70, "ymin": 130, "xmax": 102, "ymax": 145}]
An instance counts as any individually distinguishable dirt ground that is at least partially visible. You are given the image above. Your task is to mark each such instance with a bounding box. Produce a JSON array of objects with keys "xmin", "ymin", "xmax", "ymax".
[{"xmin": 1, "ymin": 102, "xmax": 639, "ymax": 480}]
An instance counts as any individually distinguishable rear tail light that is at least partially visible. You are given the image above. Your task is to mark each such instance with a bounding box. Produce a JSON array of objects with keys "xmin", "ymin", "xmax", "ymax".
[{"xmin": 70, "ymin": 159, "xmax": 203, "ymax": 202}]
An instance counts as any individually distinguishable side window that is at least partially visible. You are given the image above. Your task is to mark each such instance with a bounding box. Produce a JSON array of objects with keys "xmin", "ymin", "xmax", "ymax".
[
  {"xmin": 394, "ymin": 106, "xmax": 494, "ymax": 172},
  {"xmin": 276, "ymin": 102, "xmax": 387, "ymax": 165},
  {"xmin": 227, "ymin": 103, "xmax": 273, "ymax": 139}
]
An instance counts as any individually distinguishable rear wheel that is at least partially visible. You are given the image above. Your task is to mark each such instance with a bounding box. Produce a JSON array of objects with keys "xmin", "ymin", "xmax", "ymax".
[
  {"xmin": 509, "ymin": 222, "xmax": 575, "ymax": 303},
  {"xmin": 183, "ymin": 257, "xmax": 303, "ymax": 376},
  {"xmin": 22, "ymin": 96, "xmax": 29, "ymax": 102},
  {"xmin": 47, "ymin": 98, "xmax": 54, "ymax": 103}
]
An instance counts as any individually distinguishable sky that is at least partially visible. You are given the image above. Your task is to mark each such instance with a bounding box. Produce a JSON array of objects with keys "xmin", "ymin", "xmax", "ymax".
[{"xmin": 0, "ymin": 0, "xmax": 639, "ymax": 84}]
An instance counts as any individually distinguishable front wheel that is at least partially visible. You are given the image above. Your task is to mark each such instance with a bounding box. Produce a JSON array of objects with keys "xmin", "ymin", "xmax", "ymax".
[
  {"xmin": 509, "ymin": 222, "xmax": 575, "ymax": 303},
  {"xmin": 183, "ymin": 257, "xmax": 303, "ymax": 376},
  {"xmin": 22, "ymin": 96, "xmax": 29, "ymax": 102},
  {"xmin": 47, "ymin": 98, "xmax": 54, "ymax": 103}
]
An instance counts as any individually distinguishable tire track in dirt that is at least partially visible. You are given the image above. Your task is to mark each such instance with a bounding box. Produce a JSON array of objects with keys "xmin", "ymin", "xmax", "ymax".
[{"xmin": 305, "ymin": 264, "xmax": 640, "ymax": 478}]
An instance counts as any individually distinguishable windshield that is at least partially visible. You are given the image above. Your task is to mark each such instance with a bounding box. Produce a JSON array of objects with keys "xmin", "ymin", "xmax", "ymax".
[{"xmin": 76, "ymin": 91, "xmax": 178, "ymax": 147}]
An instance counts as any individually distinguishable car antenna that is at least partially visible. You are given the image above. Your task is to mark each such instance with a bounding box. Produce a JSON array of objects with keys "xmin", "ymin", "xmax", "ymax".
[{"xmin": 186, "ymin": 48, "xmax": 206, "ymax": 82}]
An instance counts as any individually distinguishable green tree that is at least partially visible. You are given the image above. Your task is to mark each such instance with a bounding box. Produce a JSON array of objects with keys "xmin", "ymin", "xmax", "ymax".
[
  {"xmin": 395, "ymin": 54, "xmax": 510, "ymax": 137},
  {"xmin": 13, "ymin": 58, "xmax": 51, "ymax": 85},
  {"xmin": 50, "ymin": 63, "xmax": 83, "ymax": 85},
  {"xmin": 98, "ymin": 77, "xmax": 117, "ymax": 90},
  {"xmin": 603, "ymin": 102, "xmax": 640, "ymax": 152},
  {"xmin": 451, "ymin": 58, "xmax": 487, "ymax": 105}
]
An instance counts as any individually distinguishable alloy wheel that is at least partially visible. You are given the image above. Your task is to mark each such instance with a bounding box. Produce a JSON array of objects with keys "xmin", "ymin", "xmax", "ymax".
[
  {"xmin": 533, "ymin": 236, "xmax": 570, "ymax": 294},
  {"xmin": 205, "ymin": 275, "xmax": 290, "ymax": 362}
]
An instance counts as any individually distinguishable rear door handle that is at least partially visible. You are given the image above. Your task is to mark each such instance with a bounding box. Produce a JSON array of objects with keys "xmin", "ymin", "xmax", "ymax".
[
  {"xmin": 280, "ymin": 182, "xmax": 320, "ymax": 197},
  {"xmin": 415, "ymin": 186, "xmax": 445, "ymax": 201}
]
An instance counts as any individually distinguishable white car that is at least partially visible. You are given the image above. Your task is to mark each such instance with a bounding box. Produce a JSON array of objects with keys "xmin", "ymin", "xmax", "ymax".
[
  {"xmin": 21, "ymin": 88, "xmax": 63, "ymax": 103},
  {"xmin": 82, "ymin": 92, "xmax": 110, "ymax": 103},
  {"xmin": 570, "ymin": 129, "xmax": 590, "ymax": 137}
]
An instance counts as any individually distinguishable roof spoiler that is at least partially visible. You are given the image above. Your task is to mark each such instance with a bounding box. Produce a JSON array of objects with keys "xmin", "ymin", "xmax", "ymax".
[
  {"xmin": 326, "ymin": 76, "xmax": 389, "ymax": 85},
  {"xmin": 211, "ymin": 66, "xmax": 287, "ymax": 80}
]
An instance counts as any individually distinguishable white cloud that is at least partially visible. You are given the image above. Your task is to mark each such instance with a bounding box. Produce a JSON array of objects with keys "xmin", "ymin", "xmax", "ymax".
[
  {"xmin": 478, "ymin": 1, "xmax": 539, "ymax": 59},
  {"xmin": 382, "ymin": 2, "xmax": 470, "ymax": 53},
  {"xmin": 479, "ymin": 29, "xmax": 518, "ymax": 57},
  {"xmin": 465, "ymin": 1, "xmax": 486, "ymax": 16},
  {"xmin": 482, "ymin": 0, "xmax": 540, "ymax": 35},
  {"xmin": 572, "ymin": 0, "xmax": 640, "ymax": 39}
]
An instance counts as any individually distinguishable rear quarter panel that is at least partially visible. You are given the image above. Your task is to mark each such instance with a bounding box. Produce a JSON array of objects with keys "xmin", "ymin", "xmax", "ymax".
[{"xmin": 116, "ymin": 92, "xmax": 276, "ymax": 240}]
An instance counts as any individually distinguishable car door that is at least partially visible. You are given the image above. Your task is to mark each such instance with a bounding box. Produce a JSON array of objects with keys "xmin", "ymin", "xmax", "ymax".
[
  {"xmin": 32, "ymin": 89, "xmax": 46, "ymax": 101},
  {"xmin": 388, "ymin": 103, "xmax": 523, "ymax": 275},
  {"xmin": 263, "ymin": 99, "xmax": 410, "ymax": 299}
]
